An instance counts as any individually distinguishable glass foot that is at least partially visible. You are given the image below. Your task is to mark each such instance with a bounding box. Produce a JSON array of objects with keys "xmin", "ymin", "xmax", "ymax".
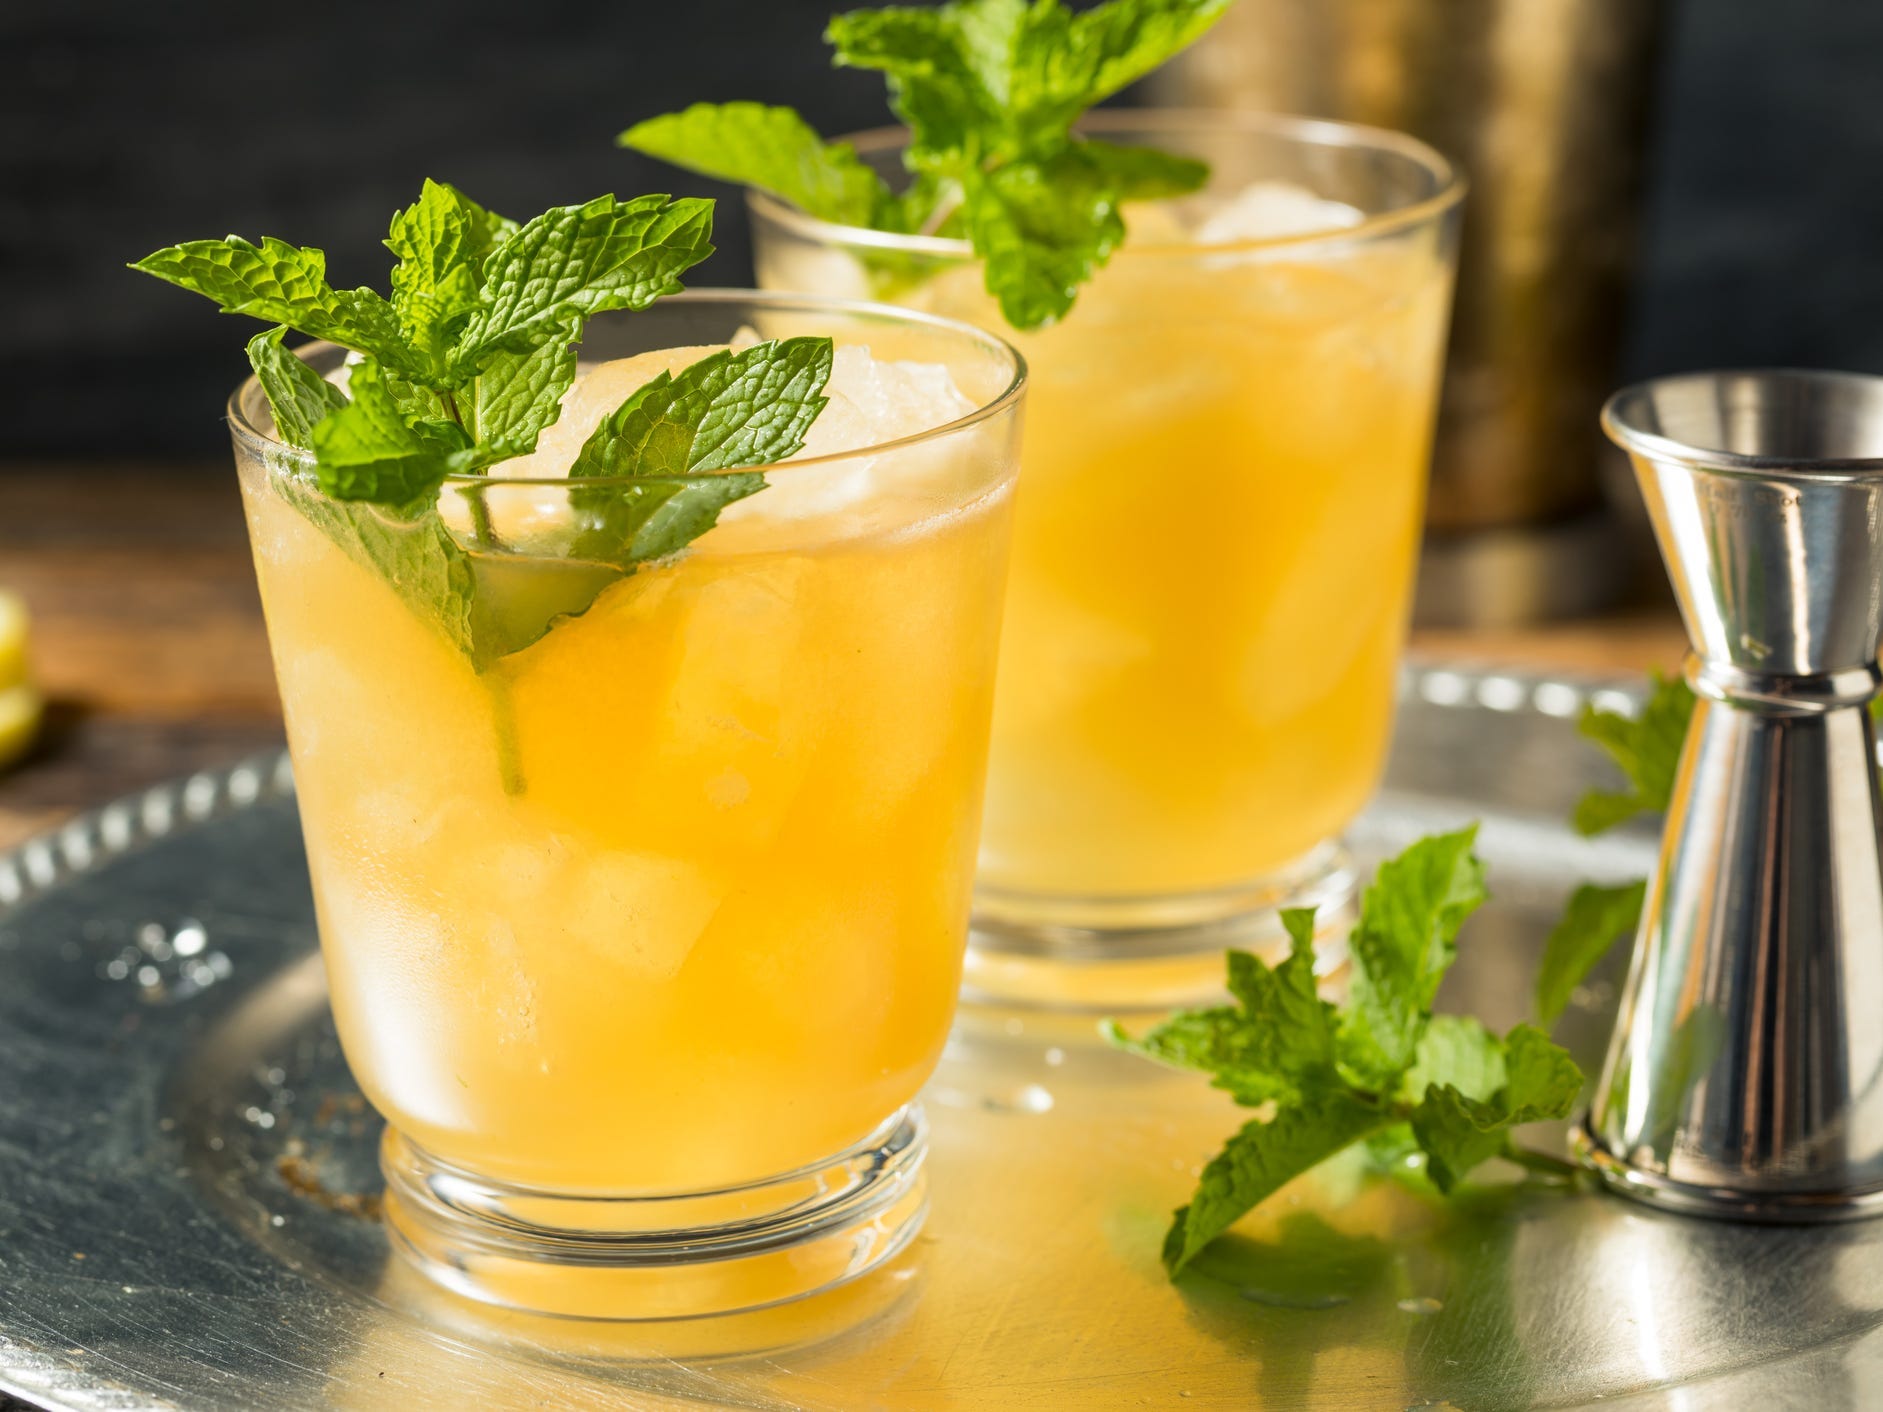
[
  {"xmin": 966, "ymin": 841, "xmax": 1357, "ymax": 1010},
  {"xmin": 381, "ymin": 1106, "xmax": 928, "ymax": 1320}
]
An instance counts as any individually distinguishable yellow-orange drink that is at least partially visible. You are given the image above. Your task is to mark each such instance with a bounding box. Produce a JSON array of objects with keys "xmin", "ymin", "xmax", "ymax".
[
  {"xmin": 753, "ymin": 115, "xmax": 1462, "ymax": 984},
  {"xmin": 228, "ymin": 294, "xmax": 1024, "ymax": 1313}
]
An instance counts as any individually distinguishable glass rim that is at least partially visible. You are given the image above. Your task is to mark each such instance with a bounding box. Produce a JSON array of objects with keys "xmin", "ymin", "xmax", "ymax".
[
  {"xmin": 225, "ymin": 287, "xmax": 1029, "ymax": 487},
  {"xmin": 747, "ymin": 108, "xmax": 1467, "ymax": 260}
]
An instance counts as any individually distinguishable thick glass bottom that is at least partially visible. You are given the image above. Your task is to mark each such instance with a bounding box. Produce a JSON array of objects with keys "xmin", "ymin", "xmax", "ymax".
[
  {"xmin": 967, "ymin": 840, "xmax": 1357, "ymax": 1010},
  {"xmin": 381, "ymin": 1106, "xmax": 928, "ymax": 1320}
]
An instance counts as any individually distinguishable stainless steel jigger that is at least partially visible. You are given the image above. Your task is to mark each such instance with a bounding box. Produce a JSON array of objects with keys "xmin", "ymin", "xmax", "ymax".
[{"xmin": 1576, "ymin": 369, "xmax": 1883, "ymax": 1220}]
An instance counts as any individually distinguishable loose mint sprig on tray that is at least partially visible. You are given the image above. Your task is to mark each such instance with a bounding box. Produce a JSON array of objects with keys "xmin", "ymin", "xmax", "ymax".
[
  {"xmin": 1108, "ymin": 827, "xmax": 1584, "ymax": 1278},
  {"xmin": 131, "ymin": 182, "xmax": 834, "ymax": 671},
  {"xmin": 620, "ymin": 0, "xmax": 1234, "ymax": 331}
]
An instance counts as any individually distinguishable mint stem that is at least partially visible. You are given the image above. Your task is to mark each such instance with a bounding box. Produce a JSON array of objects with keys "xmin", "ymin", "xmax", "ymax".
[
  {"xmin": 1502, "ymin": 1143, "xmax": 1584, "ymax": 1184},
  {"xmin": 484, "ymin": 672, "xmax": 527, "ymax": 797},
  {"xmin": 466, "ymin": 489, "xmax": 498, "ymax": 549}
]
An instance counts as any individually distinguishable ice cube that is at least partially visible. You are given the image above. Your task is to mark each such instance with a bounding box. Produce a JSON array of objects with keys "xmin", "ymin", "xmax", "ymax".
[
  {"xmin": 1196, "ymin": 182, "xmax": 1365, "ymax": 244},
  {"xmin": 716, "ymin": 344, "xmax": 977, "ymax": 536},
  {"xmin": 796, "ymin": 344, "xmax": 976, "ymax": 458},
  {"xmin": 349, "ymin": 786, "xmax": 456, "ymax": 854},
  {"xmin": 485, "ymin": 834, "xmax": 574, "ymax": 911},
  {"xmin": 565, "ymin": 851, "xmax": 729, "ymax": 980}
]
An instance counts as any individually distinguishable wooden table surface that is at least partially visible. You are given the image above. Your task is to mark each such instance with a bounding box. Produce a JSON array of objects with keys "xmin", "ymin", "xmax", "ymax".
[{"xmin": 0, "ymin": 469, "xmax": 1689, "ymax": 852}]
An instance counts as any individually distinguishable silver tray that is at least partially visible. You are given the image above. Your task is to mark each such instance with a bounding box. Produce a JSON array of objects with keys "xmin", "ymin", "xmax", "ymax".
[{"xmin": 2, "ymin": 665, "xmax": 1878, "ymax": 1412}]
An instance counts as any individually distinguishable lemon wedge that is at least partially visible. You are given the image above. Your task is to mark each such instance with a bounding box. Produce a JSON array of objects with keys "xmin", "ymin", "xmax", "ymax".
[
  {"xmin": 0, "ymin": 684, "xmax": 40, "ymax": 771},
  {"xmin": 0, "ymin": 591, "xmax": 39, "ymax": 769},
  {"xmin": 0, "ymin": 590, "xmax": 27, "ymax": 692}
]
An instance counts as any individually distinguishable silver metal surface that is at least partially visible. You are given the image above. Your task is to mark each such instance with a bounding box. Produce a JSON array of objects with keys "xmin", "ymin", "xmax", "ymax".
[
  {"xmin": 1582, "ymin": 371, "xmax": 1883, "ymax": 1217},
  {"xmin": 6, "ymin": 669, "xmax": 1883, "ymax": 1409}
]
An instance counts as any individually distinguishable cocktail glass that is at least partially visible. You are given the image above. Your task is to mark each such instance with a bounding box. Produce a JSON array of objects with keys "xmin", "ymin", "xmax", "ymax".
[
  {"xmin": 751, "ymin": 112, "xmax": 1463, "ymax": 1006},
  {"xmin": 228, "ymin": 291, "xmax": 1025, "ymax": 1317}
]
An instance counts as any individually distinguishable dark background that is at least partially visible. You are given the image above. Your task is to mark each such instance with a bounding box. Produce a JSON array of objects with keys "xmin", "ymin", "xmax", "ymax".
[{"xmin": 4, "ymin": 0, "xmax": 1881, "ymax": 465}]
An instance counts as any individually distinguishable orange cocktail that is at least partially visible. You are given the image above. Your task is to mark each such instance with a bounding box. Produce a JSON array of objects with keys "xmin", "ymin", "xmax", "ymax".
[
  {"xmin": 754, "ymin": 114, "xmax": 1462, "ymax": 1001},
  {"xmin": 230, "ymin": 293, "xmax": 1024, "ymax": 1315}
]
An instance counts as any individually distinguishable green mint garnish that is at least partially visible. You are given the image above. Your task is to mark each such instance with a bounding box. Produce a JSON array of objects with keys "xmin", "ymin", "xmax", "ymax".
[
  {"xmin": 384, "ymin": 180, "xmax": 520, "ymax": 370},
  {"xmin": 1533, "ymin": 879, "xmax": 1648, "ymax": 1027},
  {"xmin": 134, "ymin": 182, "xmax": 839, "ymax": 796},
  {"xmin": 446, "ymin": 194, "xmax": 714, "ymax": 376},
  {"xmin": 568, "ymin": 337, "xmax": 834, "ymax": 563},
  {"xmin": 133, "ymin": 182, "xmax": 717, "ymax": 505},
  {"xmin": 244, "ymin": 326, "xmax": 346, "ymax": 448},
  {"xmin": 131, "ymin": 234, "xmax": 423, "ymax": 377},
  {"xmin": 619, "ymin": 0, "xmax": 1232, "ymax": 331},
  {"xmin": 1523, "ymin": 673, "xmax": 1693, "ymax": 1026},
  {"xmin": 619, "ymin": 103, "xmax": 898, "ymax": 232},
  {"xmin": 1573, "ymin": 671, "xmax": 1696, "ymax": 836},
  {"xmin": 569, "ymin": 337, "xmax": 834, "ymax": 478},
  {"xmin": 1109, "ymin": 826, "xmax": 1583, "ymax": 1277}
]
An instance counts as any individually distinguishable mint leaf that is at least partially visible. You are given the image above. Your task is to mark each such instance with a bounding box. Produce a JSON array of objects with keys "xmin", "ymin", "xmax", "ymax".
[
  {"xmin": 1028, "ymin": 0, "xmax": 1234, "ymax": 124},
  {"xmin": 826, "ymin": 5, "xmax": 998, "ymax": 160},
  {"xmin": 279, "ymin": 472, "xmax": 638, "ymax": 673},
  {"xmin": 1573, "ymin": 673, "xmax": 1695, "ymax": 835},
  {"xmin": 386, "ymin": 179, "xmax": 518, "ymax": 370},
  {"xmin": 571, "ymin": 474, "xmax": 768, "ymax": 567},
  {"xmin": 1337, "ymin": 826, "xmax": 1488, "ymax": 1089},
  {"xmin": 1164, "ymin": 1097, "xmax": 1396, "ymax": 1276},
  {"xmin": 961, "ymin": 151, "xmax": 1123, "ymax": 328},
  {"xmin": 569, "ymin": 338, "xmax": 833, "ymax": 478},
  {"xmin": 275, "ymin": 475, "xmax": 477, "ymax": 658},
  {"xmin": 1409, "ymin": 1025, "xmax": 1580, "ymax": 1193},
  {"xmin": 310, "ymin": 358, "xmax": 470, "ymax": 502},
  {"xmin": 1112, "ymin": 915, "xmax": 1339, "ymax": 1107},
  {"xmin": 450, "ymin": 194, "xmax": 714, "ymax": 373},
  {"xmin": 1224, "ymin": 931, "xmax": 1338, "ymax": 1090},
  {"xmin": 245, "ymin": 327, "xmax": 344, "ymax": 450},
  {"xmin": 568, "ymin": 337, "xmax": 832, "ymax": 565},
  {"xmin": 1402, "ymin": 1014, "xmax": 1506, "ymax": 1105},
  {"xmin": 1080, "ymin": 138, "xmax": 1210, "ymax": 202},
  {"xmin": 132, "ymin": 236, "xmax": 419, "ymax": 376},
  {"xmin": 1105, "ymin": 1007, "xmax": 1291, "ymax": 1105},
  {"xmin": 619, "ymin": 103, "xmax": 893, "ymax": 229},
  {"xmin": 469, "ymin": 324, "xmax": 580, "ymax": 461},
  {"xmin": 1534, "ymin": 880, "xmax": 1647, "ymax": 1027}
]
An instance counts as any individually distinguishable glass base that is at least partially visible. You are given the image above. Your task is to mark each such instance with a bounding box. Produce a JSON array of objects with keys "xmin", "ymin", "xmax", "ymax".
[
  {"xmin": 966, "ymin": 840, "xmax": 1357, "ymax": 1010},
  {"xmin": 381, "ymin": 1106, "xmax": 928, "ymax": 1321}
]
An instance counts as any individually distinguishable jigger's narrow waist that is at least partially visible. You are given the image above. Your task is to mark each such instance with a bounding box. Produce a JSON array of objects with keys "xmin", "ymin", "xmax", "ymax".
[{"xmin": 1688, "ymin": 657, "xmax": 1883, "ymax": 714}]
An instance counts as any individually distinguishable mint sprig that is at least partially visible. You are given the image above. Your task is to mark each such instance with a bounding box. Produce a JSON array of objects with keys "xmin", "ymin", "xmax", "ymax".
[
  {"xmin": 1573, "ymin": 671, "xmax": 1696, "ymax": 836},
  {"xmin": 620, "ymin": 0, "xmax": 1233, "ymax": 331},
  {"xmin": 1109, "ymin": 827, "xmax": 1583, "ymax": 1277},
  {"xmin": 134, "ymin": 184, "xmax": 715, "ymax": 504},
  {"xmin": 134, "ymin": 182, "xmax": 836, "ymax": 691}
]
